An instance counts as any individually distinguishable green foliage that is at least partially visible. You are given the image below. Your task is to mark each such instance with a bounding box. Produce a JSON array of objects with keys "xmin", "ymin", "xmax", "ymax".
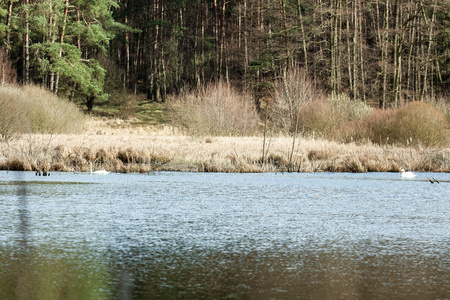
[
  {"xmin": 0, "ymin": 8, "xmax": 7, "ymax": 31},
  {"xmin": 30, "ymin": 42, "xmax": 107, "ymax": 110},
  {"xmin": 0, "ymin": 5, "xmax": 10, "ymax": 40},
  {"xmin": 2, "ymin": 0, "xmax": 125, "ymax": 111}
]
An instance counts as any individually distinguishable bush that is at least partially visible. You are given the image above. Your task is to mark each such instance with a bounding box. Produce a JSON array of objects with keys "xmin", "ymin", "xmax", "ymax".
[
  {"xmin": 329, "ymin": 93, "xmax": 372, "ymax": 121},
  {"xmin": 299, "ymin": 94, "xmax": 374, "ymax": 139},
  {"xmin": 271, "ymin": 67, "xmax": 323, "ymax": 134},
  {"xmin": 0, "ymin": 84, "xmax": 86, "ymax": 141},
  {"xmin": 424, "ymin": 97, "xmax": 450, "ymax": 125},
  {"xmin": 361, "ymin": 108, "xmax": 397, "ymax": 145},
  {"xmin": 167, "ymin": 82, "xmax": 259, "ymax": 136},
  {"xmin": 354, "ymin": 102, "xmax": 449, "ymax": 147},
  {"xmin": 299, "ymin": 100, "xmax": 340, "ymax": 138},
  {"xmin": 393, "ymin": 102, "xmax": 448, "ymax": 147},
  {"xmin": 270, "ymin": 68, "xmax": 374, "ymax": 139}
]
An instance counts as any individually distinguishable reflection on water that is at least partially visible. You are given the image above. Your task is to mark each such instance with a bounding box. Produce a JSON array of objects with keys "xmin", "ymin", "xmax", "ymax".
[{"xmin": 0, "ymin": 171, "xmax": 449, "ymax": 299}]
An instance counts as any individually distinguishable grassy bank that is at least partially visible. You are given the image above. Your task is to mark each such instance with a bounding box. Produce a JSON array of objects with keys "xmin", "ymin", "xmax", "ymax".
[
  {"xmin": 0, "ymin": 119, "xmax": 448, "ymax": 173},
  {"xmin": 1, "ymin": 82, "xmax": 449, "ymax": 173}
]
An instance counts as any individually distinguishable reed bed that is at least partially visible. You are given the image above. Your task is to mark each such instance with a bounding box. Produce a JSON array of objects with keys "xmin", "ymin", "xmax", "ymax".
[{"xmin": 1, "ymin": 119, "xmax": 448, "ymax": 173}]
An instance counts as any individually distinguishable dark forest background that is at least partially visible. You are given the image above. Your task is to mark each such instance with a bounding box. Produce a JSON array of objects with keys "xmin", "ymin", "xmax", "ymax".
[{"xmin": 1, "ymin": 0, "xmax": 450, "ymax": 110}]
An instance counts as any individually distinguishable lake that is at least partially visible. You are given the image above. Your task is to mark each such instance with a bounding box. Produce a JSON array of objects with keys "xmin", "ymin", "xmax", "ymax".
[{"xmin": 0, "ymin": 170, "xmax": 449, "ymax": 299}]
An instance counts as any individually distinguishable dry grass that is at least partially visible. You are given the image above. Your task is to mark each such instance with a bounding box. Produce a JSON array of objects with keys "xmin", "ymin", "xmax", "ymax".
[
  {"xmin": 1, "ymin": 119, "xmax": 448, "ymax": 173},
  {"xmin": 1, "ymin": 81, "xmax": 448, "ymax": 173},
  {"xmin": 0, "ymin": 84, "xmax": 86, "ymax": 141}
]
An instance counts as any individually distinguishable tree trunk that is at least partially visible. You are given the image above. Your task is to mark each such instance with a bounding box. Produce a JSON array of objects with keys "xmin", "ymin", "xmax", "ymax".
[
  {"xmin": 55, "ymin": 0, "xmax": 69, "ymax": 95},
  {"xmin": 280, "ymin": 0, "xmax": 290, "ymax": 78},
  {"xmin": 125, "ymin": 1, "xmax": 130, "ymax": 91},
  {"xmin": 220, "ymin": 0, "xmax": 226, "ymax": 81},
  {"xmin": 358, "ymin": 1, "xmax": 366, "ymax": 101},
  {"xmin": 353, "ymin": 0, "xmax": 358, "ymax": 100},
  {"xmin": 6, "ymin": 0, "xmax": 14, "ymax": 55},
  {"xmin": 22, "ymin": 0, "xmax": 30, "ymax": 85},
  {"xmin": 380, "ymin": 0, "xmax": 389, "ymax": 108},
  {"xmin": 420, "ymin": 0, "xmax": 436, "ymax": 101},
  {"xmin": 296, "ymin": 0, "xmax": 308, "ymax": 71},
  {"xmin": 392, "ymin": 0, "xmax": 402, "ymax": 107},
  {"xmin": 86, "ymin": 96, "xmax": 95, "ymax": 111}
]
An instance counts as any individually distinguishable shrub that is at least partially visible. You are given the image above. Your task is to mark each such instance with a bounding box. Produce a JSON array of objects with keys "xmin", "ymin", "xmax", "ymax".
[
  {"xmin": 361, "ymin": 108, "xmax": 397, "ymax": 145},
  {"xmin": 354, "ymin": 102, "xmax": 448, "ymax": 147},
  {"xmin": 329, "ymin": 93, "xmax": 373, "ymax": 121},
  {"xmin": 0, "ymin": 84, "xmax": 86, "ymax": 141},
  {"xmin": 424, "ymin": 96, "xmax": 450, "ymax": 125},
  {"xmin": 270, "ymin": 69, "xmax": 373, "ymax": 139},
  {"xmin": 271, "ymin": 67, "xmax": 323, "ymax": 134},
  {"xmin": 167, "ymin": 81, "xmax": 259, "ymax": 136},
  {"xmin": 299, "ymin": 100, "xmax": 340, "ymax": 138},
  {"xmin": 392, "ymin": 102, "xmax": 448, "ymax": 147},
  {"xmin": 117, "ymin": 94, "xmax": 139, "ymax": 119}
]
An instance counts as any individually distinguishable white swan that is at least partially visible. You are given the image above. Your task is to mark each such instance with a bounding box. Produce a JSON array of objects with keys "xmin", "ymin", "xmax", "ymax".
[
  {"xmin": 400, "ymin": 168, "xmax": 416, "ymax": 178},
  {"xmin": 90, "ymin": 162, "xmax": 110, "ymax": 175}
]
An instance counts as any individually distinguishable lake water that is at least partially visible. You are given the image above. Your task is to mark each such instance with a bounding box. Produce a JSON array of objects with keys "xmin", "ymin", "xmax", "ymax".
[{"xmin": 0, "ymin": 170, "xmax": 449, "ymax": 299}]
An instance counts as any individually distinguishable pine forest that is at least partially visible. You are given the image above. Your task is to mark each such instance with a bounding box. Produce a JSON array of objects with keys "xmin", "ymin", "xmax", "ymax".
[{"xmin": 1, "ymin": 0, "xmax": 450, "ymax": 109}]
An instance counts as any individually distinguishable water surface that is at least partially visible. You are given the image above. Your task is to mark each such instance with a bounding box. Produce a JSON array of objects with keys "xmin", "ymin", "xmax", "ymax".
[{"xmin": 0, "ymin": 171, "xmax": 449, "ymax": 299}]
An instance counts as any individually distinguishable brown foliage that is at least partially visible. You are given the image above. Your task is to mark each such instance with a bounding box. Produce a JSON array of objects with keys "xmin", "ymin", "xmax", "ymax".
[
  {"xmin": 394, "ymin": 102, "xmax": 449, "ymax": 147},
  {"xmin": 167, "ymin": 81, "xmax": 260, "ymax": 136},
  {"xmin": 271, "ymin": 68, "xmax": 324, "ymax": 134},
  {"xmin": 359, "ymin": 102, "xmax": 449, "ymax": 147}
]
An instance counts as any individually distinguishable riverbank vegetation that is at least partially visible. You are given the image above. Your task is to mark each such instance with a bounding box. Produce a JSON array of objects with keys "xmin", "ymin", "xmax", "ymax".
[
  {"xmin": 0, "ymin": 124, "xmax": 448, "ymax": 174},
  {"xmin": 0, "ymin": 83, "xmax": 448, "ymax": 173},
  {"xmin": 1, "ymin": 0, "xmax": 449, "ymax": 173}
]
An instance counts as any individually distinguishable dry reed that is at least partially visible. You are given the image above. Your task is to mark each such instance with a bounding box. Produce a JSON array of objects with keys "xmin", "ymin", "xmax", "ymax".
[{"xmin": 1, "ymin": 119, "xmax": 448, "ymax": 173}]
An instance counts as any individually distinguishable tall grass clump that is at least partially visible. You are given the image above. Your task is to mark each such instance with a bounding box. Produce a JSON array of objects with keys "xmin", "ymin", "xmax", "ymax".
[
  {"xmin": 392, "ymin": 102, "xmax": 449, "ymax": 147},
  {"xmin": 359, "ymin": 101, "xmax": 449, "ymax": 147},
  {"xmin": 0, "ymin": 84, "xmax": 86, "ymax": 141},
  {"xmin": 167, "ymin": 81, "xmax": 259, "ymax": 136}
]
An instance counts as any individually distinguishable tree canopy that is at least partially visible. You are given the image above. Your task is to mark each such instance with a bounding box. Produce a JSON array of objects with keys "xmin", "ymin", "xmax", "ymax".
[{"xmin": 1, "ymin": 0, "xmax": 450, "ymax": 109}]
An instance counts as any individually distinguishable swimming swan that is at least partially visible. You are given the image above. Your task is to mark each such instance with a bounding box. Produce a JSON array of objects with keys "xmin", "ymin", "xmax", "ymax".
[
  {"xmin": 400, "ymin": 168, "xmax": 416, "ymax": 178},
  {"xmin": 90, "ymin": 162, "xmax": 110, "ymax": 175}
]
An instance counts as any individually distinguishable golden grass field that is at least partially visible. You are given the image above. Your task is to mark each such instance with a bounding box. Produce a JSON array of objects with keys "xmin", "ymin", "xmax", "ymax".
[{"xmin": 1, "ymin": 118, "xmax": 448, "ymax": 174}]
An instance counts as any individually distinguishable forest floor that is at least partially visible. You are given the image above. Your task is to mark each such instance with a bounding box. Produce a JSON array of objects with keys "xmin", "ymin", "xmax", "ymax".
[{"xmin": 1, "ymin": 118, "xmax": 449, "ymax": 173}]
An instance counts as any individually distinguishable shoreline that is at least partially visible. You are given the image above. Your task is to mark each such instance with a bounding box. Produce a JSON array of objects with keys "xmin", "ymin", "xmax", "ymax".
[{"xmin": 1, "ymin": 124, "xmax": 449, "ymax": 174}]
